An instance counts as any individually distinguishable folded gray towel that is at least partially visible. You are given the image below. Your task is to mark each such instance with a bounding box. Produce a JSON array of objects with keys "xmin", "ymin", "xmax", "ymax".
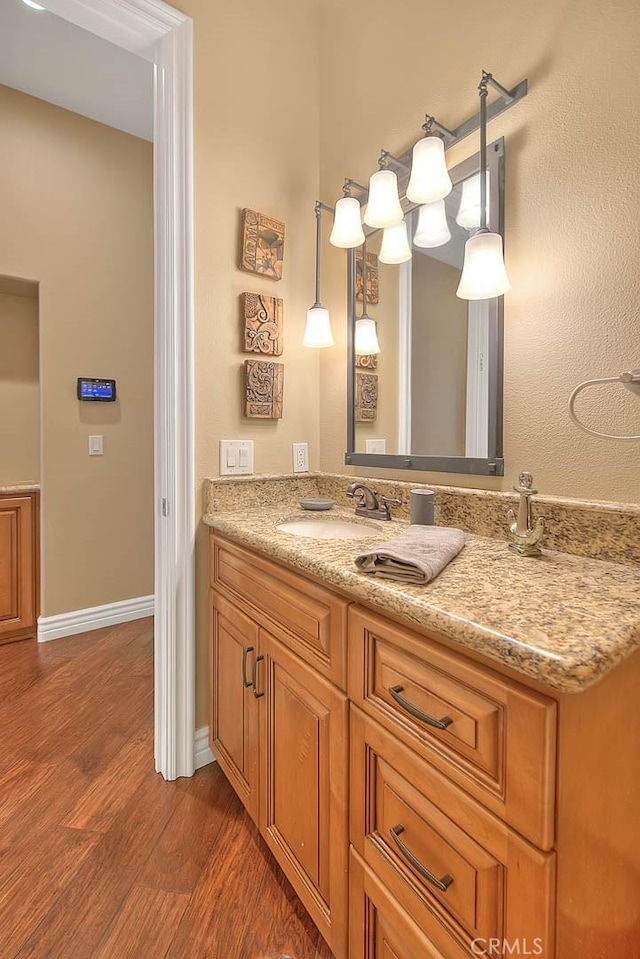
[{"xmin": 354, "ymin": 525, "xmax": 466, "ymax": 584}]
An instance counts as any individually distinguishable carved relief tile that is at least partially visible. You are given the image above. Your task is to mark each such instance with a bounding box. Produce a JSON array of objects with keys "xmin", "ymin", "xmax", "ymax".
[
  {"xmin": 242, "ymin": 292, "xmax": 283, "ymax": 355},
  {"xmin": 355, "ymin": 372, "xmax": 378, "ymax": 422},
  {"xmin": 244, "ymin": 360, "xmax": 284, "ymax": 419},
  {"xmin": 240, "ymin": 209, "xmax": 285, "ymax": 280}
]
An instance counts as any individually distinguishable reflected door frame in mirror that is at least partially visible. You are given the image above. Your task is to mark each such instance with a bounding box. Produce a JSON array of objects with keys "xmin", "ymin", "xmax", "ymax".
[{"xmin": 346, "ymin": 138, "xmax": 505, "ymax": 477}]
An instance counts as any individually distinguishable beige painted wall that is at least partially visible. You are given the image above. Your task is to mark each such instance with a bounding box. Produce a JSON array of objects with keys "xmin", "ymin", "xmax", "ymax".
[
  {"xmin": 411, "ymin": 254, "xmax": 467, "ymax": 455},
  {"xmin": 0, "ymin": 291, "xmax": 40, "ymax": 483},
  {"xmin": 168, "ymin": 0, "xmax": 321, "ymax": 725},
  {"xmin": 318, "ymin": 0, "xmax": 640, "ymax": 503},
  {"xmin": 0, "ymin": 83, "xmax": 154, "ymax": 616}
]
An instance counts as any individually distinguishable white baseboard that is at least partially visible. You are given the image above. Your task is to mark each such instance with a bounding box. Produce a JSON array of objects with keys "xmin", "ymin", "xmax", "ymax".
[
  {"xmin": 37, "ymin": 594, "xmax": 155, "ymax": 643},
  {"xmin": 195, "ymin": 726, "xmax": 216, "ymax": 770}
]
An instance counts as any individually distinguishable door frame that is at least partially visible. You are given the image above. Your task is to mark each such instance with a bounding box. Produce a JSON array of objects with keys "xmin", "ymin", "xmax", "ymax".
[{"xmin": 45, "ymin": 0, "xmax": 195, "ymax": 779}]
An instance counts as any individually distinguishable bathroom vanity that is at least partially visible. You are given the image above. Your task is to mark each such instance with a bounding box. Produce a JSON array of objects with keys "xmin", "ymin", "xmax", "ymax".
[
  {"xmin": 206, "ymin": 477, "xmax": 640, "ymax": 959},
  {"xmin": 0, "ymin": 486, "xmax": 39, "ymax": 644}
]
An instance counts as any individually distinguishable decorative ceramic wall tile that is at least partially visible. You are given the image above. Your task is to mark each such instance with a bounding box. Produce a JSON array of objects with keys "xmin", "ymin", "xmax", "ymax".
[
  {"xmin": 355, "ymin": 250, "xmax": 379, "ymax": 304},
  {"xmin": 355, "ymin": 372, "xmax": 378, "ymax": 422},
  {"xmin": 242, "ymin": 292, "xmax": 283, "ymax": 355},
  {"xmin": 244, "ymin": 360, "xmax": 284, "ymax": 419},
  {"xmin": 240, "ymin": 209, "xmax": 285, "ymax": 280},
  {"xmin": 355, "ymin": 353, "xmax": 378, "ymax": 369}
]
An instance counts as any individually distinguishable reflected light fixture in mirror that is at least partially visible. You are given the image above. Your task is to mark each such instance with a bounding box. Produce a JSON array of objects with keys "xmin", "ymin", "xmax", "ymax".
[
  {"xmin": 414, "ymin": 199, "xmax": 451, "ymax": 248},
  {"xmin": 457, "ymin": 71, "xmax": 511, "ymax": 300},
  {"xmin": 303, "ymin": 201, "xmax": 335, "ymax": 348},
  {"xmin": 329, "ymin": 192, "xmax": 365, "ymax": 248},
  {"xmin": 406, "ymin": 131, "xmax": 452, "ymax": 204},
  {"xmin": 456, "ymin": 171, "xmax": 490, "ymax": 230},
  {"xmin": 379, "ymin": 220, "xmax": 412, "ymax": 264},
  {"xmin": 364, "ymin": 168, "xmax": 404, "ymax": 228},
  {"xmin": 354, "ymin": 239, "xmax": 381, "ymax": 354}
]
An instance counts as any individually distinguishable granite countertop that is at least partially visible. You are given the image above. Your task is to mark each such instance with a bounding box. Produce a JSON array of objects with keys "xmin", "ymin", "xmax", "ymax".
[
  {"xmin": 203, "ymin": 504, "xmax": 640, "ymax": 694},
  {"xmin": 0, "ymin": 483, "xmax": 40, "ymax": 494}
]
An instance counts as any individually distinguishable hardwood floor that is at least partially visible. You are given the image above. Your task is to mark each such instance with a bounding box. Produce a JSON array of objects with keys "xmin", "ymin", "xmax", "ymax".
[{"xmin": 0, "ymin": 619, "xmax": 333, "ymax": 959}]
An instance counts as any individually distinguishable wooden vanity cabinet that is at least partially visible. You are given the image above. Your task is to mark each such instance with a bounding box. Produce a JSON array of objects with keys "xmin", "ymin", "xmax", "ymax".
[
  {"xmin": 209, "ymin": 531, "xmax": 640, "ymax": 959},
  {"xmin": 0, "ymin": 492, "xmax": 39, "ymax": 644},
  {"xmin": 209, "ymin": 535, "xmax": 349, "ymax": 959}
]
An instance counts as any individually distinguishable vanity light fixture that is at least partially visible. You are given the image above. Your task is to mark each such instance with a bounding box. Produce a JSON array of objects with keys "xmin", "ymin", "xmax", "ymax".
[
  {"xmin": 303, "ymin": 201, "xmax": 335, "ymax": 348},
  {"xmin": 406, "ymin": 116, "xmax": 453, "ymax": 205},
  {"xmin": 457, "ymin": 71, "xmax": 511, "ymax": 300},
  {"xmin": 363, "ymin": 157, "xmax": 404, "ymax": 229},
  {"xmin": 329, "ymin": 179, "xmax": 366, "ymax": 248},
  {"xmin": 354, "ymin": 238, "xmax": 381, "ymax": 355},
  {"xmin": 22, "ymin": 0, "xmax": 46, "ymax": 9},
  {"xmin": 379, "ymin": 220, "xmax": 412, "ymax": 264},
  {"xmin": 414, "ymin": 199, "xmax": 451, "ymax": 249}
]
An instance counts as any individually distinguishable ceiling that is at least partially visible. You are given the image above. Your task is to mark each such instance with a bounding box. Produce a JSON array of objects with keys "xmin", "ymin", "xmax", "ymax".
[{"xmin": 0, "ymin": 0, "xmax": 153, "ymax": 141}]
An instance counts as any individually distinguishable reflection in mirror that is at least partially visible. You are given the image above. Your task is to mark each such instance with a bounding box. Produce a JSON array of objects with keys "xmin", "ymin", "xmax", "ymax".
[{"xmin": 348, "ymin": 140, "xmax": 504, "ymax": 476}]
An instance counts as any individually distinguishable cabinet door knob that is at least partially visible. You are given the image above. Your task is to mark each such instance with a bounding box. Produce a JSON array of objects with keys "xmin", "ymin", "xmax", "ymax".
[
  {"xmin": 390, "ymin": 824, "xmax": 454, "ymax": 892},
  {"xmin": 252, "ymin": 655, "xmax": 265, "ymax": 699},
  {"xmin": 242, "ymin": 646, "xmax": 255, "ymax": 688},
  {"xmin": 389, "ymin": 685, "xmax": 453, "ymax": 730}
]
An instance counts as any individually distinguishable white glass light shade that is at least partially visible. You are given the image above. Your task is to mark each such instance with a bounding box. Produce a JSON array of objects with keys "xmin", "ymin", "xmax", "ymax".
[
  {"xmin": 303, "ymin": 306, "xmax": 334, "ymax": 348},
  {"xmin": 406, "ymin": 137, "xmax": 452, "ymax": 205},
  {"xmin": 354, "ymin": 315, "xmax": 381, "ymax": 355},
  {"xmin": 363, "ymin": 170, "xmax": 404, "ymax": 228},
  {"xmin": 379, "ymin": 221, "xmax": 412, "ymax": 264},
  {"xmin": 329, "ymin": 197, "xmax": 365, "ymax": 248},
  {"xmin": 456, "ymin": 172, "xmax": 490, "ymax": 230},
  {"xmin": 456, "ymin": 232, "xmax": 510, "ymax": 300},
  {"xmin": 22, "ymin": 0, "xmax": 46, "ymax": 8},
  {"xmin": 413, "ymin": 200, "xmax": 451, "ymax": 249}
]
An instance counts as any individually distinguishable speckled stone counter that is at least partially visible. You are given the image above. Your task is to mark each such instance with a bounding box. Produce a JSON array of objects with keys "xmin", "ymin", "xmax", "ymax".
[
  {"xmin": 203, "ymin": 497, "xmax": 640, "ymax": 695},
  {"xmin": 0, "ymin": 483, "xmax": 40, "ymax": 495}
]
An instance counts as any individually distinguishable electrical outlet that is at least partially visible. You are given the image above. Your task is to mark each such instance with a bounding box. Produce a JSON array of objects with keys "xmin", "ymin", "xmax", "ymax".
[
  {"xmin": 365, "ymin": 439, "xmax": 386, "ymax": 454},
  {"xmin": 292, "ymin": 442, "xmax": 309, "ymax": 473},
  {"xmin": 220, "ymin": 440, "xmax": 254, "ymax": 475}
]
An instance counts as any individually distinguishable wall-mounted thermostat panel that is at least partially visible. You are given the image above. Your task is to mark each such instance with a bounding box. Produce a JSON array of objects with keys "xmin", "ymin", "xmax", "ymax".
[{"xmin": 77, "ymin": 377, "xmax": 117, "ymax": 401}]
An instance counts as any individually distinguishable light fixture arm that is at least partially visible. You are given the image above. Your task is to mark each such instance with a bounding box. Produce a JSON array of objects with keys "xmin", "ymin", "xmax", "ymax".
[
  {"xmin": 361, "ymin": 236, "xmax": 368, "ymax": 317},
  {"xmin": 479, "ymin": 72, "xmax": 489, "ymax": 232},
  {"xmin": 313, "ymin": 200, "xmax": 322, "ymax": 307},
  {"xmin": 483, "ymin": 71, "xmax": 515, "ymax": 104},
  {"xmin": 342, "ymin": 177, "xmax": 368, "ymax": 196},
  {"xmin": 423, "ymin": 114, "xmax": 456, "ymax": 143}
]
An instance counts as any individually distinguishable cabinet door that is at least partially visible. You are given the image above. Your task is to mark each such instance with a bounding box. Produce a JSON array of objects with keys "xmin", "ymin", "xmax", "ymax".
[
  {"xmin": 0, "ymin": 495, "xmax": 35, "ymax": 644},
  {"xmin": 258, "ymin": 629, "xmax": 349, "ymax": 959},
  {"xmin": 209, "ymin": 590, "xmax": 260, "ymax": 824}
]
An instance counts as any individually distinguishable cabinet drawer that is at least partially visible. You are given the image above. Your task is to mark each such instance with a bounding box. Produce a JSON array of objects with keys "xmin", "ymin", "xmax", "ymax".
[
  {"xmin": 350, "ymin": 848, "xmax": 466, "ymax": 959},
  {"xmin": 210, "ymin": 533, "xmax": 348, "ymax": 688},
  {"xmin": 348, "ymin": 606, "xmax": 556, "ymax": 848},
  {"xmin": 351, "ymin": 707, "xmax": 556, "ymax": 958}
]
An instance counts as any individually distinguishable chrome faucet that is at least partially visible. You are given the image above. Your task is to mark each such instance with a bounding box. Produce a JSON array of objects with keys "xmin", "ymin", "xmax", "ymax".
[
  {"xmin": 507, "ymin": 471, "xmax": 546, "ymax": 556},
  {"xmin": 346, "ymin": 482, "xmax": 401, "ymax": 521}
]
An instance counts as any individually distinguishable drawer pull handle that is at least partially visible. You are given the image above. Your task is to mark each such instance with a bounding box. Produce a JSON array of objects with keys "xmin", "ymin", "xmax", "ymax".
[
  {"xmin": 388, "ymin": 685, "xmax": 453, "ymax": 730},
  {"xmin": 390, "ymin": 824, "xmax": 454, "ymax": 892},
  {"xmin": 252, "ymin": 655, "xmax": 265, "ymax": 699},
  {"xmin": 242, "ymin": 646, "xmax": 255, "ymax": 688}
]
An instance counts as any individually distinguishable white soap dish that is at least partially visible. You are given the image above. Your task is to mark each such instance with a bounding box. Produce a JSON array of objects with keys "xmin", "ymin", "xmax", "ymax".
[{"xmin": 299, "ymin": 498, "xmax": 335, "ymax": 511}]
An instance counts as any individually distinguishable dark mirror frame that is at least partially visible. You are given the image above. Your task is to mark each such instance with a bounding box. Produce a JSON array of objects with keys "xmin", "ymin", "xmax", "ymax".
[{"xmin": 345, "ymin": 138, "xmax": 505, "ymax": 477}]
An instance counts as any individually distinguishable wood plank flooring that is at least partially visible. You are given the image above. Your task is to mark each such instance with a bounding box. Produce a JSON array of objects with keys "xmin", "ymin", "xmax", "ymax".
[{"xmin": 0, "ymin": 619, "xmax": 332, "ymax": 959}]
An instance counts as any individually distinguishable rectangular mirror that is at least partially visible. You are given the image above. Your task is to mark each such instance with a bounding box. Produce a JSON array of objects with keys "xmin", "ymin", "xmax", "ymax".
[{"xmin": 346, "ymin": 139, "xmax": 505, "ymax": 476}]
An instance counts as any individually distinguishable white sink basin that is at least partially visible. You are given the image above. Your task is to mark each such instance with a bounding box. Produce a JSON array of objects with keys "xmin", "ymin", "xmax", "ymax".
[{"xmin": 276, "ymin": 519, "xmax": 373, "ymax": 540}]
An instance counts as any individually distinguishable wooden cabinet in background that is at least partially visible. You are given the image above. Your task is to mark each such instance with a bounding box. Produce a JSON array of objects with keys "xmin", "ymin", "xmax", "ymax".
[{"xmin": 0, "ymin": 493, "xmax": 39, "ymax": 644}]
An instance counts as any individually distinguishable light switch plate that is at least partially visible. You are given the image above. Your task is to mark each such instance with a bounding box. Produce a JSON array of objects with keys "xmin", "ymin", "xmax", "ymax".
[
  {"xmin": 220, "ymin": 440, "xmax": 254, "ymax": 475},
  {"xmin": 292, "ymin": 442, "xmax": 309, "ymax": 473},
  {"xmin": 89, "ymin": 435, "xmax": 104, "ymax": 456},
  {"xmin": 365, "ymin": 439, "xmax": 386, "ymax": 454}
]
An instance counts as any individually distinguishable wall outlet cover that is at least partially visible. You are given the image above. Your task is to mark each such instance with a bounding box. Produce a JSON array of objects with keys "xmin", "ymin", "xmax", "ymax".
[
  {"xmin": 292, "ymin": 442, "xmax": 309, "ymax": 473},
  {"xmin": 89, "ymin": 435, "xmax": 104, "ymax": 456}
]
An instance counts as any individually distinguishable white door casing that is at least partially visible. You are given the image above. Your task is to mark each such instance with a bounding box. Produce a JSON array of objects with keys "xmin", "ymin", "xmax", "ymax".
[{"xmin": 44, "ymin": 0, "xmax": 195, "ymax": 779}]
